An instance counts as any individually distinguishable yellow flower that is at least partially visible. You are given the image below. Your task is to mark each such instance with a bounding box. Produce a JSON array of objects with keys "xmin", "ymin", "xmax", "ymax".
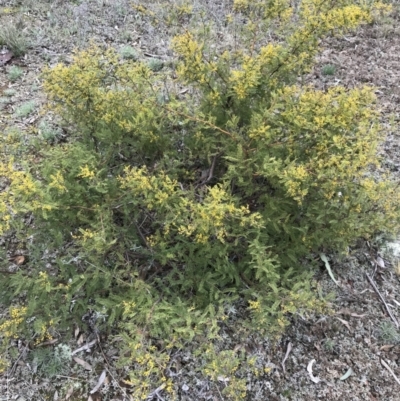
[
  {"xmin": 49, "ymin": 171, "xmax": 67, "ymax": 192},
  {"xmin": 78, "ymin": 165, "xmax": 95, "ymax": 179}
]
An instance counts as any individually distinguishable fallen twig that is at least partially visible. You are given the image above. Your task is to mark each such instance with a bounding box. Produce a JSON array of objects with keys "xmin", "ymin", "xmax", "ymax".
[
  {"xmin": 146, "ymin": 383, "xmax": 166, "ymax": 400},
  {"xmin": 380, "ymin": 357, "xmax": 400, "ymax": 387},
  {"xmin": 365, "ymin": 273, "xmax": 399, "ymax": 328}
]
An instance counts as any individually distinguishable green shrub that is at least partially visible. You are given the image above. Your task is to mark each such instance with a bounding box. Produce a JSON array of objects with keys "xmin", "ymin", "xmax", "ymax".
[
  {"xmin": 119, "ymin": 45, "xmax": 139, "ymax": 60},
  {"xmin": 7, "ymin": 66, "xmax": 23, "ymax": 82},
  {"xmin": 30, "ymin": 344, "xmax": 72, "ymax": 378},
  {"xmin": 0, "ymin": 0, "xmax": 397, "ymax": 399},
  {"xmin": 38, "ymin": 120, "xmax": 62, "ymax": 143},
  {"xmin": 3, "ymin": 88, "xmax": 17, "ymax": 97},
  {"xmin": 15, "ymin": 100, "xmax": 35, "ymax": 117},
  {"xmin": 379, "ymin": 321, "xmax": 400, "ymax": 343},
  {"xmin": 0, "ymin": 97, "xmax": 11, "ymax": 110},
  {"xmin": 147, "ymin": 58, "xmax": 164, "ymax": 71}
]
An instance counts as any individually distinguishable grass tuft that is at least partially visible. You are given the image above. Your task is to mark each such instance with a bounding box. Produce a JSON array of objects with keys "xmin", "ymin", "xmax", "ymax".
[
  {"xmin": 321, "ymin": 64, "xmax": 336, "ymax": 76},
  {"xmin": 379, "ymin": 321, "xmax": 400, "ymax": 343},
  {"xmin": 147, "ymin": 58, "xmax": 164, "ymax": 72},
  {"xmin": 0, "ymin": 22, "xmax": 29, "ymax": 56}
]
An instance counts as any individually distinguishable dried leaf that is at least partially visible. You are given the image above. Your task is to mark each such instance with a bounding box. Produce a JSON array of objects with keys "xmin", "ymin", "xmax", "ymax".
[
  {"xmin": 89, "ymin": 393, "xmax": 102, "ymax": 401},
  {"xmin": 9, "ymin": 255, "xmax": 26, "ymax": 265},
  {"xmin": 73, "ymin": 356, "xmax": 92, "ymax": 371},
  {"xmin": 376, "ymin": 256, "xmax": 385, "ymax": 269},
  {"xmin": 90, "ymin": 370, "xmax": 106, "ymax": 394},
  {"xmin": 336, "ymin": 317, "xmax": 352, "ymax": 332},
  {"xmin": 349, "ymin": 313, "xmax": 367, "ymax": 318},
  {"xmin": 307, "ymin": 359, "xmax": 320, "ymax": 383},
  {"xmin": 320, "ymin": 253, "xmax": 340, "ymax": 286},
  {"xmin": 336, "ymin": 308, "xmax": 367, "ymax": 318},
  {"xmin": 65, "ymin": 386, "xmax": 74, "ymax": 400},
  {"xmin": 71, "ymin": 339, "xmax": 97, "ymax": 355},
  {"xmin": 394, "ymin": 260, "xmax": 400, "ymax": 277},
  {"xmin": 77, "ymin": 333, "xmax": 84, "ymax": 346},
  {"xmin": 339, "ymin": 367, "xmax": 353, "ymax": 380},
  {"xmin": 380, "ymin": 345, "xmax": 394, "ymax": 352},
  {"xmin": 35, "ymin": 338, "xmax": 58, "ymax": 347},
  {"xmin": 281, "ymin": 342, "xmax": 292, "ymax": 373},
  {"xmin": 74, "ymin": 326, "xmax": 80, "ymax": 339}
]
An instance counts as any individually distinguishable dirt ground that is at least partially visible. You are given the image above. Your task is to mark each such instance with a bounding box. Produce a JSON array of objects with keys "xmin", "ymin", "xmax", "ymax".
[{"xmin": 0, "ymin": 0, "xmax": 400, "ymax": 400}]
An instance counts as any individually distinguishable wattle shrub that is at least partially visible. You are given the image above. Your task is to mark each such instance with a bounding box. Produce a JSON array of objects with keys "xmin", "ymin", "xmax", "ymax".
[{"xmin": 0, "ymin": 0, "xmax": 397, "ymax": 398}]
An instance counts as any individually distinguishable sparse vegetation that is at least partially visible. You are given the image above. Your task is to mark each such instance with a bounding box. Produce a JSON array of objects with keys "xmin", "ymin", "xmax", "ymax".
[{"xmin": 324, "ymin": 338, "xmax": 336, "ymax": 352}]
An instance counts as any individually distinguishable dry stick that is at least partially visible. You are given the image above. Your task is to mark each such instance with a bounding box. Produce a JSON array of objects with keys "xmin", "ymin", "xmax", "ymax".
[
  {"xmin": 365, "ymin": 273, "xmax": 399, "ymax": 328},
  {"xmin": 206, "ymin": 153, "xmax": 218, "ymax": 183},
  {"xmin": 8, "ymin": 341, "xmax": 30, "ymax": 378},
  {"xmin": 146, "ymin": 384, "xmax": 166, "ymax": 400},
  {"xmin": 195, "ymin": 153, "xmax": 218, "ymax": 188},
  {"xmin": 134, "ymin": 220, "xmax": 151, "ymax": 250},
  {"xmin": 380, "ymin": 357, "xmax": 400, "ymax": 387},
  {"xmin": 161, "ymin": 104, "xmax": 237, "ymax": 140}
]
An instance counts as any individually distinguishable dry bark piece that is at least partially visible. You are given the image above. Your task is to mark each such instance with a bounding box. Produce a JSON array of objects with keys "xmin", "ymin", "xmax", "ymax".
[
  {"xmin": 339, "ymin": 367, "xmax": 353, "ymax": 381},
  {"xmin": 0, "ymin": 50, "xmax": 13, "ymax": 65},
  {"xmin": 71, "ymin": 339, "xmax": 97, "ymax": 355},
  {"xmin": 88, "ymin": 393, "xmax": 102, "ymax": 401},
  {"xmin": 307, "ymin": 359, "xmax": 320, "ymax": 383}
]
